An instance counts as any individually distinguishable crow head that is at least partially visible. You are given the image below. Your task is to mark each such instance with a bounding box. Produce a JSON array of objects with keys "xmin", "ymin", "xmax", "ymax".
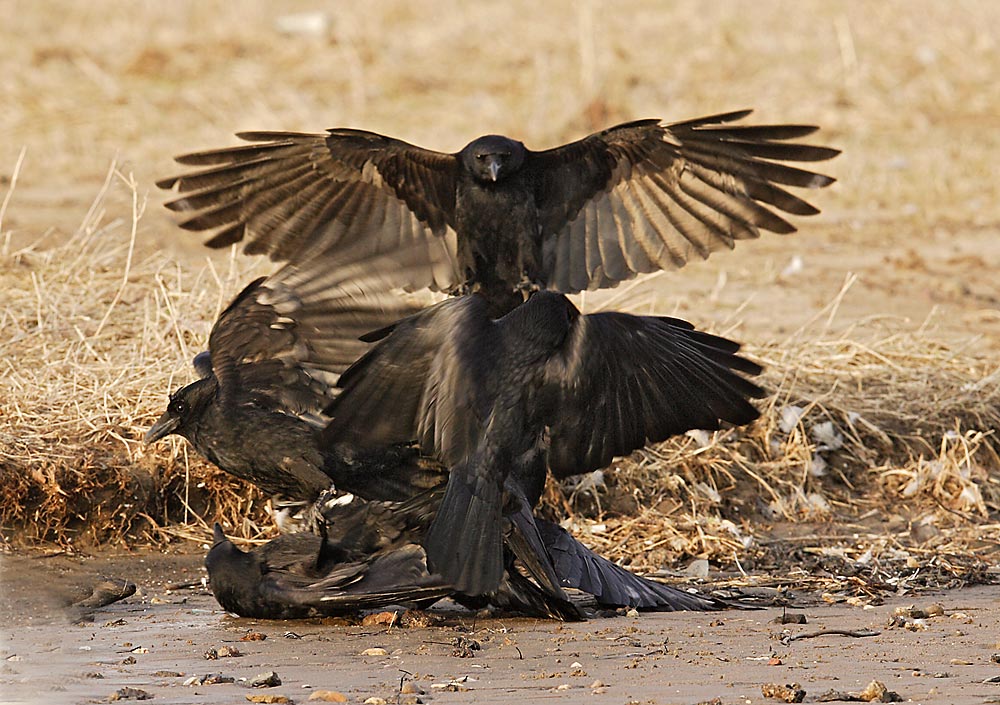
[
  {"xmin": 144, "ymin": 377, "xmax": 217, "ymax": 444},
  {"xmin": 460, "ymin": 135, "xmax": 526, "ymax": 183}
]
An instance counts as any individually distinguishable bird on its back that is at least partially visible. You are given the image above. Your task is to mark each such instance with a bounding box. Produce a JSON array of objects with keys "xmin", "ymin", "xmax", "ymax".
[
  {"xmin": 323, "ymin": 290, "xmax": 767, "ymax": 595},
  {"xmin": 158, "ymin": 110, "xmax": 838, "ymax": 314}
]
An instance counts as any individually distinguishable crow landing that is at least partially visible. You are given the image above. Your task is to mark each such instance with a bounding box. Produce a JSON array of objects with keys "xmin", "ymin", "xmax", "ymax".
[
  {"xmin": 324, "ymin": 290, "xmax": 766, "ymax": 596},
  {"xmin": 147, "ymin": 259, "xmax": 726, "ymax": 617},
  {"xmin": 159, "ymin": 110, "xmax": 838, "ymax": 313}
]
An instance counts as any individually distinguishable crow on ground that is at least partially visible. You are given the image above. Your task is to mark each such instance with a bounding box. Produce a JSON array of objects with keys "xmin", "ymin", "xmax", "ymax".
[
  {"xmin": 206, "ymin": 522, "xmax": 452, "ymax": 619},
  {"xmin": 158, "ymin": 110, "xmax": 838, "ymax": 313},
  {"xmin": 144, "ymin": 248, "xmax": 445, "ymax": 503},
  {"xmin": 323, "ymin": 290, "xmax": 766, "ymax": 595},
  {"xmin": 147, "ymin": 259, "xmax": 726, "ymax": 617},
  {"xmin": 207, "ymin": 484, "xmax": 722, "ymax": 620}
]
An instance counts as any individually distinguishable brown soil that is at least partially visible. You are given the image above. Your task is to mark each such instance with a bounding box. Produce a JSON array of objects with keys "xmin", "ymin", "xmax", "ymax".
[{"xmin": 3, "ymin": 550, "xmax": 1000, "ymax": 705}]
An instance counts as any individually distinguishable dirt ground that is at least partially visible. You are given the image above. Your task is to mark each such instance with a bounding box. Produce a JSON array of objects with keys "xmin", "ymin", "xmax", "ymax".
[
  {"xmin": 3, "ymin": 2, "xmax": 1000, "ymax": 704},
  {"xmin": 3, "ymin": 550, "xmax": 1000, "ymax": 705}
]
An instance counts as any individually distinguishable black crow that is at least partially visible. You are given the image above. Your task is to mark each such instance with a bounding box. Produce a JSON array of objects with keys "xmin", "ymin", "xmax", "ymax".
[
  {"xmin": 322, "ymin": 291, "xmax": 766, "ymax": 595},
  {"xmin": 146, "ymin": 258, "xmax": 724, "ymax": 616},
  {"xmin": 206, "ymin": 523, "xmax": 453, "ymax": 619},
  {"xmin": 208, "ymin": 485, "xmax": 720, "ymax": 620},
  {"xmin": 144, "ymin": 248, "xmax": 445, "ymax": 503},
  {"xmin": 158, "ymin": 110, "xmax": 838, "ymax": 312}
]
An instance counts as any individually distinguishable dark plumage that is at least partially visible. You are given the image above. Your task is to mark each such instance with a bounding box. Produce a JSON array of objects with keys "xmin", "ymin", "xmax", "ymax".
[
  {"xmin": 323, "ymin": 290, "xmax": 766, "ymax": 595},
  {"xmin": 144, "ymin": 248, "xmax": 444, "ymax": 503},
  {"xmin": 158, "ymin": 110, "xmax": 838, "ymax": 312},
  {"xmin": 148, "ymin": 258, "xmax": 724, "ymax": 617},
  {"xmin": 207, "ymin": 486, "xmax": 722, "ymax": 620},
  {"xmin": 206, "ymin": 523, "xmax": 453, "ymax": 619}
]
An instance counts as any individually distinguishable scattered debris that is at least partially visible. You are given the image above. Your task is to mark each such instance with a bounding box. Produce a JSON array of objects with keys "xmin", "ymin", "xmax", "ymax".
[
  {"xmin": 108, "ymin": 687, "xmax": 153, "ymax": 701},
  {"xmin": 761, "ymin": 682, "xmax": 806, "ymax": 703},
  {"xmin": 152, "ymin": 671, "xmax": 182, "ymax": 678},
  {"xmin": 430, "ymin": 676, "xmax": 473, "ymax": 692},
  {"xmin": 242, "ymin": 631, "xmax": 267, "ymax": 641},
  {"xmin": 451, "ymin": 636, "xmax": 481, "ymax": 658},
  {"xmin": 204, "ymin": 645, "xmax": 242, "ymax": 659},
  {"xmin": 781, "ymin": 629, "xmax": 880, "ymax": 645},
  {"xmin": 183, "ymin": 674, "xmax": 235, "ymax": 686},
  {"xmin": 816, "ymin": 679, "xmax": 903, "ymax": 702},
  {"xmin": 250, "ymin": 671, "xmax": 282, "ymax": 688}
]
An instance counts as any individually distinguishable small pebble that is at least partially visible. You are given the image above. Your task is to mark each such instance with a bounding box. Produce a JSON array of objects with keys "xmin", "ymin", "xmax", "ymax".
[
  {"xmin": 250, "ymin": 671, "xmax": 282, "ymax": 688},
  {"xmin": 364, "ymin": 699, "xmax": 388, "ymax": 705},
  {"xmin": 309, "ymin": 691, "xmax": 348, "ymax": 702},
  {"xmin": 108, "ymin": 687, "xmax": 153, "ymax": 701},
  {"xmin": 361, "ymin": 647, "xmax": 388, "ymax": 657},
  {"xmin": 400, "ymin": 682, "xmax": 424, "ymax": 695},
  {"xmin": 590, "ymin": 680, "xmax": 605, "ymax": 689},
  {"xmin": 246, "ymin": 696, "xmax": 290, "ymax": 704}
]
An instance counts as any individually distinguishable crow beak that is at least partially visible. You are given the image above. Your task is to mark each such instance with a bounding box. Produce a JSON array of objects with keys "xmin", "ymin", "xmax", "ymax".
[
  {"xmin": 143, "ymin": 411, "xmax": 180, "ymax": 445},
  {"xmin": 212, "ymin": 522, "xmax": 228, "ymax": 547},
  {"xmin": 488, "ymin": 158, "xmax": 500, "ymax": 182}
]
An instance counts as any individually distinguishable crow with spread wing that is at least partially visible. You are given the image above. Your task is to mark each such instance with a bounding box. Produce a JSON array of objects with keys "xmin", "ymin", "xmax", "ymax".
[
  {"xmin": 323, "ymin": 291, "xmax": 766, "ymax": 595},
  {"xmin": 147, "ymin": 255, "xmax": 728, "ymax": 617},
  {"xmin": 159, "ymin": 110, "xmax": 837, "ymax": 314}
]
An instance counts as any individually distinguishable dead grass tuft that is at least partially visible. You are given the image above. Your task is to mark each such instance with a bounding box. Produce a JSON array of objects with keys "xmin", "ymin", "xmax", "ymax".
[{"xmin": 3, "ymin": 158, "xmax": 999, "ymax": 598}]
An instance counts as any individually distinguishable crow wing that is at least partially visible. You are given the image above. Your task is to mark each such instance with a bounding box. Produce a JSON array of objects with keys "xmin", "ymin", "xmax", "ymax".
[
  {"xmin": 322, "ymin": 295, "xmax": 495, "ymax": 466},
  {"xmin": 158, "ymin": 129, "xmax": 463, "ymax": 291},
  {"xmin": 535, "ymin": 518, "xmax": 720, "ymax": 611},
  {"xmin": 528, "ymin": 110, "xmax": 839, "ymax": 292},
  {"xmin": 205, "ymin": 247, "xmax": 431, "ymax": 410},
  {"xmin": 543, "ymin": 310, "xmax": 766, "ymax": 478}
]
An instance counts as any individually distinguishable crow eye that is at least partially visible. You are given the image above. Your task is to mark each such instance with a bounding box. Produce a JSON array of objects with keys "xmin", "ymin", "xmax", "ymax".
[
  {"xmin": 168, "ymin": 399, "xmax": 189, "ymax": 416},
  {"xmin": 475, "ymin": 154, "xmax": 486, "ymax": 160}
]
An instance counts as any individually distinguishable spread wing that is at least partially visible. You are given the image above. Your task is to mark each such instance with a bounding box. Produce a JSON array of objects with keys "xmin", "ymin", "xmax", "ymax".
[
  {"xmin": 260, "ymin": 544, "xmax": 453, "ymax": 610},
  {"xmin": 321, "ymin": 295, "xmax": 494, "ymax": 465},
  {"xmin": 543, "ymin": 311, "xmax": 766, "ymax": 477},
  {"xmin": 158, "ymin": 129, "xmax": 463, "ymax": 292},
  {"xmin": 205, "ymin": 246, "xmax": 432, "ymax": 411},
  {"xmin": 535, "ymin": 518, "xmax": 719, "ymax": 611},
  {"xmin": 528, "ymin": 110, "xmax": 839, "ymax": 292}
]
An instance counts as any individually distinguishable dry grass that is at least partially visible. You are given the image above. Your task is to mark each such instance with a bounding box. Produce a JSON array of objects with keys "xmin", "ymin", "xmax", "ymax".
[{"xmin": 2, "ymin": 1, "xmax": 1000, "ymax": 592}]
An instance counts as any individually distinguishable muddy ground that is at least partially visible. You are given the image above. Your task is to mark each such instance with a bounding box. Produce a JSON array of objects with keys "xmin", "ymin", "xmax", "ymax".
[{"xmin": 3, "ymin": 550, "xmax": 1000, "ymax": 705}]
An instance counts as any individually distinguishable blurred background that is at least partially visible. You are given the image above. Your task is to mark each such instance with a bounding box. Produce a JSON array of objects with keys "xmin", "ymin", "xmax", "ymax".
[{"xmin": 3, "ymin": 0, "xmax": 998, "ymax": 341}]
